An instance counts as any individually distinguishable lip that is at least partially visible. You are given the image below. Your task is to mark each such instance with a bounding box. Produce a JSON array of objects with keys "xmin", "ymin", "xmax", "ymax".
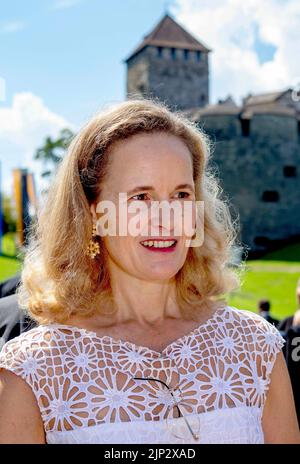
[
  {"xmin": 139, "ymin": 237, "xmax": 178, "ymax": 243},
  {"xmin": 139, "ymin": 238, "xmax": 178, "ymax": 253}
]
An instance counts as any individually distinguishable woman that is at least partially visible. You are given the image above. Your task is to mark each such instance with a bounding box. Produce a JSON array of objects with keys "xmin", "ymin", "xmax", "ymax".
[{"xmin": 0, "ymin": 99, "xmax": 299, "ymax": 444}]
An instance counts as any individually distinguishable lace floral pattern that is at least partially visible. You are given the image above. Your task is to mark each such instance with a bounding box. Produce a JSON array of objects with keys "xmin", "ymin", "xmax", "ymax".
[{"xmin": 0, "ymin": 305, "xmax": 285, "ymax": 444}]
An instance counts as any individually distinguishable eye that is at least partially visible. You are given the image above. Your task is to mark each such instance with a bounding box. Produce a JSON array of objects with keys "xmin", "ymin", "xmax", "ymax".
[
  {"xmin": 174, "ymin": 191, "xmax": 191, "ymax": 199},
  {"xmin": 131, "ymin": 193, "xmax": 149, "ymax": 201}
]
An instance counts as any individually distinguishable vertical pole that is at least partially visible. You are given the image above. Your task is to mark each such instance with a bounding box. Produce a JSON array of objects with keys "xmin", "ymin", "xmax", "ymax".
[
  {"xmin": 13, "ymin": 168, "xmax": 23, "ymax": 248},
  {"xmin": 0, "ymin": 161, "xmax": 2, "ymax": 255}
]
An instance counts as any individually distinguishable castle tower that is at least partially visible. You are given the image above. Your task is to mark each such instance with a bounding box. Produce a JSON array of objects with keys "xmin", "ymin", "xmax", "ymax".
[{"xmin": 124, "ymin": 13, "xmax": 211, "ymax": 111}]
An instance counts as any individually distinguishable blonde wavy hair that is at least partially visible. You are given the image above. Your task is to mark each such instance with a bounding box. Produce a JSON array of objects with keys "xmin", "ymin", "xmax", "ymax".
[{"xmin": 17, "ymin": 98, "xmax": 242, "ymax": 325}]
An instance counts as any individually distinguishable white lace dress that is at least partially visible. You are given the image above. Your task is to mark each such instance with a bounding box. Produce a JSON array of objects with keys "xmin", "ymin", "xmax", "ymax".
[{"xmin": 0, "ymin": 305, "xmax": 285, "ymax": 444}]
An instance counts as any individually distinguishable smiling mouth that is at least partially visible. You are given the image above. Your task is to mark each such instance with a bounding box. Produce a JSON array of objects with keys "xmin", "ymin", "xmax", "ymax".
[{"xmin": 140, "ymin": 239, "xmax": 178, "ymax": 252}]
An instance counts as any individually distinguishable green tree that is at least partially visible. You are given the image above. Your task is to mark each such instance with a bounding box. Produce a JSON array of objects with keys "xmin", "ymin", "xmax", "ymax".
[
  {"xmin": 2, "ymin": 193, "xmax": 17, "ymax": 234},
  {"xmin": 34, "ymin": 128, "xmax": 75, "ymax": 182}
]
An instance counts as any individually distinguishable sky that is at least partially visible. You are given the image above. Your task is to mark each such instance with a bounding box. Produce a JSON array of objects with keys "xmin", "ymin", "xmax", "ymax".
[{"xmin": 0, "ymin": 0, "xmax": 300, "ymax": 196}]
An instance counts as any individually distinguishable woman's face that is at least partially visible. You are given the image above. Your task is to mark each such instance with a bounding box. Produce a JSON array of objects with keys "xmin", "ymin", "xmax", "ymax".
[{"xmin": 91, "ymin": 132, "xmax": 197, "ymax": 282}]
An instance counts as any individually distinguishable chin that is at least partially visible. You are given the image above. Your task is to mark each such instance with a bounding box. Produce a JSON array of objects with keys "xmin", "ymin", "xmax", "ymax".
[{"xmin": 141, "ymin": 266, "xmax": 179, "ymax": 281}]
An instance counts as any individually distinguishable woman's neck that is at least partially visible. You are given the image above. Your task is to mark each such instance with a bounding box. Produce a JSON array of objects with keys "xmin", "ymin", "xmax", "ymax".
[{"xmin": 110, "ymin": 279, "xmax": 180, "ymax": 327}]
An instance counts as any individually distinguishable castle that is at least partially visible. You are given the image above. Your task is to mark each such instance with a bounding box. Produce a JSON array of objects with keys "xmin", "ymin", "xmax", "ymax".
[{"xmin": 124, "ymin": 13, "xmax": 300, "ymax": 257}]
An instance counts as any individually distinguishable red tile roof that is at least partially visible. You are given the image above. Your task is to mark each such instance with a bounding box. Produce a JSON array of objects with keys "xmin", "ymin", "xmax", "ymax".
[{"xmin": 125, "ymin": 13, "xmax": 211, "ymax": 62}]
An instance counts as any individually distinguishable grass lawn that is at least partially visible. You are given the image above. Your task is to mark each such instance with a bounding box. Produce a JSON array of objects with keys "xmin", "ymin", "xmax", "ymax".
[
  {"xmin": 227, "ymin": 242, "xmax": 300, "ymax": 320},
  {"xmin": 0, "ymin": 232, "xmax": 22, "ymax": 281},
  {"xmin": 0, "ymin": 255, "xmax": 22, "ymax": 281},
  {"xmin": 2, "ymin": 232, "xmax": 17, "ymax": 257}
]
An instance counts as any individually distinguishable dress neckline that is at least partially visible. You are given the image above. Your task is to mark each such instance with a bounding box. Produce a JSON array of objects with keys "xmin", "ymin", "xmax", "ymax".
[{"xmin": 47, "ymin": 304, "xmax": 228, "ymax": 355}]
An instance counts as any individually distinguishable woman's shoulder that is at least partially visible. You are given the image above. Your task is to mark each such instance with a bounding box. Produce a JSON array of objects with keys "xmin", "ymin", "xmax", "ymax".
[
  {"xmin": 1, "ymin": 323, "xmax": 55, "ymax": 349},
  {"xmin": 223, "ymin": 305, "xmax": 286, "ymax": 361},
  {"xmin": 224, "ymin": 304, "xmax": 282, "ymax": 331},
  {"xmin": 0, "ymin": 323, "xmax": 66, "ymax": 378}
]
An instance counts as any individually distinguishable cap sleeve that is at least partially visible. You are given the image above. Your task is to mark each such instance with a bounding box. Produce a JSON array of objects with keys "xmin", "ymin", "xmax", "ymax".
[
  {"xmin": 246, "ymin": 312, "xmax": 286, "ymax": 408},
  {"xmin": 0, "ymin": 330, "xmax": 47, "ymax": 416},
  {"xmin": 0, "ymin": 331, "xmax": 59, "ymax": 442},
  {"xmin": 0, "ymin": 334, "xmax": 35, "ymax": 385},
  {"xmin": 253, "ymin": 316, "xmax": 285, "ymax": 373}
]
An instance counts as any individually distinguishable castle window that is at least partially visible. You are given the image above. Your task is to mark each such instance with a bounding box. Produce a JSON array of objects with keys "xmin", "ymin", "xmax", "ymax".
[
  {"xmin": 157, "ymin": 46, "xmax": 163, "ymax": 58},
  {"xmin": 262, "ymin": 191, "xmax": 279, "ymax": 202},
  {"xmin": 200, "ymin": 94, "xmax": 206, "ymax": 105},
  {"xmin": 170, "ymin": 48, "xmax": 176, "ymax": 60},
  {"xmin": 283, "ymin": 165, "xmax": 297, "ymax": 177},
  {"xmin": 196, "ymin": 51, "xmax": 202, "ymax": 62},
  {"xmin": 184, "ymin": 49, "xmax": 189, "ymax": 61},
  {"xmin": 241, "ymin": 118, "xmax": 250, "ymax": 137},
  {"xmin": 254, "ymin": 236, "xmax": 270, "ymax": 247}
]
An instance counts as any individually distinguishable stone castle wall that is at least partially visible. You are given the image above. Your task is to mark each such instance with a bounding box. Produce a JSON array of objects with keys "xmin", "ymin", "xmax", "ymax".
[
  {"xmin": 198, "ymin": 112, "xmax": 300, "ymax": 253},
  {"xmin": 127, "ymin": 46, "xmax": 209, "ymax": 111}
]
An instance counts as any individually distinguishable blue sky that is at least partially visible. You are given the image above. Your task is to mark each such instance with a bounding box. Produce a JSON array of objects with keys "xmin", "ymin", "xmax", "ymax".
[
  {"xmin": 0, "ymin": 0, "xmax": 173, "ymax": 125},
  {"xmin": 0, "ymin": 0, "xmax": 299, "ymax": 196}
]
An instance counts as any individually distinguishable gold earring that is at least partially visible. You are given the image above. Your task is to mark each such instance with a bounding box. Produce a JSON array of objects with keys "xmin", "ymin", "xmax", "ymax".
[{"xmin": 86, "ymin": 223, "xmax": 100, "ymax": 259}]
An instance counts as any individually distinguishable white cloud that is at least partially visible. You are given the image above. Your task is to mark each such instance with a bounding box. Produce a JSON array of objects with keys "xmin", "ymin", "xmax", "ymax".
[
  {"xmin": 0, "ymin": 20, "xmax": 26, "ymax": 34},
  {"xmin": 0, "ymin": 93, "xmax": 74, "ymax": 197},
  {"xmin": 51, "ymin": 0, "xmax": 85, "ymax": 10},
  {"xmin": 172, "ymin": 0, "xmax": 300, "ymax": 104}
]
